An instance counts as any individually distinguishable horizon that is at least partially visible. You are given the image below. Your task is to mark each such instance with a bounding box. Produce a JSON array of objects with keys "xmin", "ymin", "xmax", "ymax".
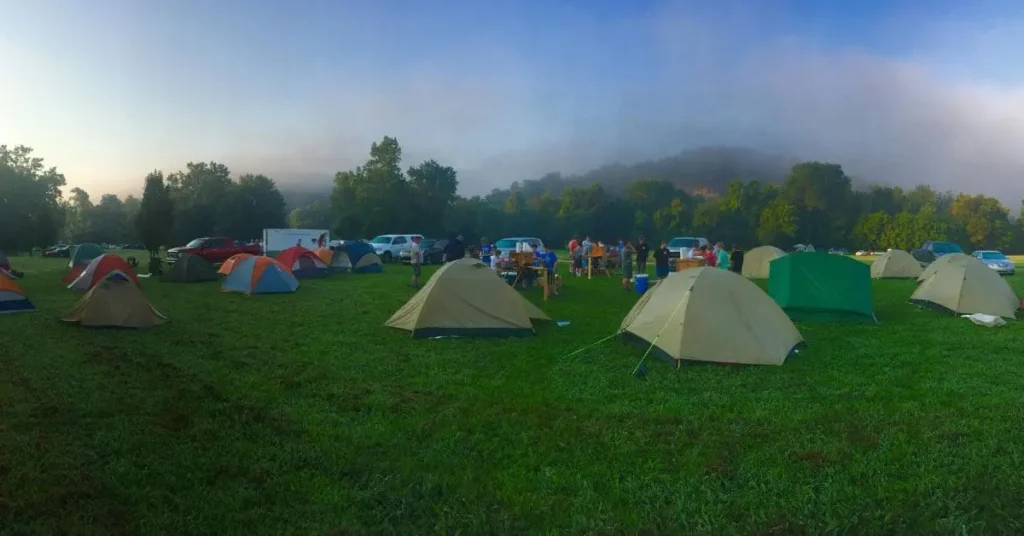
[{"xmin": 3, "ymin": 0, "xmax": 1024, "ymax": 207}]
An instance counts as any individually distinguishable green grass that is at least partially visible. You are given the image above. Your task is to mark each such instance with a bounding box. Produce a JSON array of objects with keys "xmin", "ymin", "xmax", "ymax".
[{"xmin": 2, "ymin": 251, "xmax": 1024, "ymax": 534}]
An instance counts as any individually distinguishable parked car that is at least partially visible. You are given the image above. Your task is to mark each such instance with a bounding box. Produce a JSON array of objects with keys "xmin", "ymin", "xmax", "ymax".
[
  {"xmin": 43, "ymin": 244, "xmax": 72, "ymax": 258},
  {"xmin": 829, "ymin": 247, "xmax": 850, "ymax": 255},
  {"xmin": 915, "ymin": 240, "xmax": 962, "ymax": 257},
  {"xmin": 369, "ymin": 234, "xmax": 424, "ymax": 263},
  {"xmin": 971, "ymin": 250, "xmax": 1016, "ymax": 275},
  {"xmin": 495, "ymin": 237, "xmax": 544, "ymax": 256},
  {"xmin": 666, "ymin": 236, "xmax": 710, "ymax": 259},
  {"xmin": 166, "ymin": 236, "xmax": 262, "ymax": 265},
  {"xmin": 400, "ymin": 239, "xmax": 448, "ymax": 264}
]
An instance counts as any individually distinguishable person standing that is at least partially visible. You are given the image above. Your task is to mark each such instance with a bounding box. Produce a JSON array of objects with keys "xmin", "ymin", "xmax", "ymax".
[
  {"xmin": 716, "ymin": 242, "xmax": 729, "ymax": 270},
  {"xmin": 409, "ymin": 236, "xmax": 423, "ymax": 288},
  {"xmin": 621, "ymin": 241, "xmax": 634, "ymax": 290},
  {"xmin": 635, "ymin": 237, "xmax": 649, "ymax": 275},
  {"xmin": 701, "ymin": 245, "xmax": 717, "ymax": 267},
  {"xmin": 479, "ymin": 237, "xmax": 493, "ymax": 266},
  {"xmin": 443, "ymin": 235, "xmax": 466, "ymax": 263},
  {"xmin": 654, "ymin": 241, "xmax": 670, "ymax": 278},
  {"xmin": 730, "ymin": 245, "xmax": 744, "ymax": 274}
]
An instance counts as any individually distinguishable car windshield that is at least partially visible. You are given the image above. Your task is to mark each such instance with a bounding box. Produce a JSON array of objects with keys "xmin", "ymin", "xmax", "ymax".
[
  {"xmin": 370, "ymin": 236, "xmax": 393, "ymax": 244},
  {"xmin": 981, "ymin": 251, "xmax": 1007, "ymax": 260},
  {"xmin": 668, "ymin": 238, "xmax": 697, "ymax": 248},
  {"xmin": 932, "ymin": 242, "xmax": 962, "ymax": 254},
  {"xmin": 185, "ymin": 239, "xmax": 206, "ymax": 248},
  {"xmin": 495, "ymin": 239, "xmax": 522, "ymax": 249}
]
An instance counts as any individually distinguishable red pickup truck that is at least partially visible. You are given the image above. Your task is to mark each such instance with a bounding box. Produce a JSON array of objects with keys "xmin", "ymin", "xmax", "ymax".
[{"xmin": 166, "ymin": 237, "xmax": 262, "ymax": 265}]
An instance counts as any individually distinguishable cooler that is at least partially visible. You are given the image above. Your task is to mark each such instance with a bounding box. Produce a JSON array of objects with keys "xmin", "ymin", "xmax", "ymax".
[{"xmin": 635, "ymin": 274, "xmax": 650, "ymax": 295}]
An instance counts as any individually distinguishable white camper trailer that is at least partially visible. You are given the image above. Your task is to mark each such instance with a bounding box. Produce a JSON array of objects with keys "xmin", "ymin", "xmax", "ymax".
[{"xmin": 262, "ymin": 229, "xmax": 330, "ymax": 257}]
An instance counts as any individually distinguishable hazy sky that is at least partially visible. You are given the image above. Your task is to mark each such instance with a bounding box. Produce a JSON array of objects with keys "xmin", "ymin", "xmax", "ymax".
[{"xmin": 3, "ymin": 0, "xmax": 1024, "ymax": 207}]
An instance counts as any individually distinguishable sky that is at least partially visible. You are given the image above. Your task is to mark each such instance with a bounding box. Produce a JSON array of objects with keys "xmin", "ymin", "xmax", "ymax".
[{"xmin": 2, "ymin": 0, "xmax": 1024, "ymax": 208}]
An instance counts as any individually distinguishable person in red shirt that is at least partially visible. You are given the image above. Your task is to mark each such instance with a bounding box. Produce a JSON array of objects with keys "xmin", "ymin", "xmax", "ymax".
[
  {"xmin": 701, "ymin": 245, "xmax": 717, "ymax": 267},
  {"xmin": 567, "ymin": 237, "xmax": 579, "ymax": 275}
]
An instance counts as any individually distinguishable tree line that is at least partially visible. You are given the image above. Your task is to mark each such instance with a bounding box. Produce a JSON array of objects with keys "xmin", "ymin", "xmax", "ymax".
[{"xmin": 2, "ymin": 139, "xmax": 1022, "ymax": 255}]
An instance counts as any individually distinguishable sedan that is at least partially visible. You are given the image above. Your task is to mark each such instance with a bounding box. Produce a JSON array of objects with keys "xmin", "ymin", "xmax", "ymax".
[
  {"xmin": 400, "ymin": 239, "xmax": 448, "ymax": 264},
  {"xmin": 971, "ymin": 250, "xmax": 1016, "ymax": 275}
]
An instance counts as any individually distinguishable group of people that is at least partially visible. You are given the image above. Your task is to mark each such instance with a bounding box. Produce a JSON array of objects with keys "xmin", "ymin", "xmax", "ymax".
[{"xmin": 404, "ymin": 233, "xmax": 747, "ymax": 293}]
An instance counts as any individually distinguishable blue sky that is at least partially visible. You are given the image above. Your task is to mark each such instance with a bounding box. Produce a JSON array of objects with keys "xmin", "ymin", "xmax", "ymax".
[{"xmin": 2, "ymin": 0, "xmax": 1023, "ymax": 205}]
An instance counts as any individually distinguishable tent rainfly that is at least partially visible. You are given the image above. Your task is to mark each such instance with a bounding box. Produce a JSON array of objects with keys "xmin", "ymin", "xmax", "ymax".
[
  {"xmin": 870, "ymin": 249, "xmax": 923, "ymax": 279},
  {"xmin": 918, "ymin": 253, "xmax": 971, "ymax": 282},
  {"xmin": 386, "ymin": 258, "xmax": 549, "ymax": 337},
  {"xmin": 911, "ymin": 255, "xmax": 1019, "ymax": 319},
  {"xmin": 620, "ymin": 267, "xmax": 803, "ymax": 366},
  {"xmin": 768, "ymin": 252, "xmax": 877, "ymax": 323},
  {"xmin": 742, "ymin": 246, "xmax": 786, "ymax": 279}
]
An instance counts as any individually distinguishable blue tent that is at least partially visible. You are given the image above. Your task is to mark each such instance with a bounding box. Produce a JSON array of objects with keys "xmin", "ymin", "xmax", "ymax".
[{"xmin": 338, "ymin": 242, "xmax": 382, "ymax": 274}]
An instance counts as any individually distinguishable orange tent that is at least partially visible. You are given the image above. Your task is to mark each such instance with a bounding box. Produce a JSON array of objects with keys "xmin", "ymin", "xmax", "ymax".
[
  {"xmin": 0, "ymin": 277, "xmax": 34, "ymax": 314},
  {"xmin": 221, "ymin": 256, "xmax": 299, "ymax": 294},
  {"xmin": 313, "ymin": 247, "xmax": 333, "ymax": 264},
  {"xmin": 218, "ymin": 253, "xmax": 255, "ymax": 276},
  {"xmin": 68, "ymin": 254, "xmax": 139, "ymax": 291},
  {"xmin": 275, "ymin": 247, "xmax": 328, "ymax": 278}
]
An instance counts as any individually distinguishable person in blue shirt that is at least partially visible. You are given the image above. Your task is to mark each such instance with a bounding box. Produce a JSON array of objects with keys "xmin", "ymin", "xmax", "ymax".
[
  {"xmin": 479, "ymin": 237, "xmax": 493, "ymax": 265},
  {"xmin": 541, "ymin": 248, "xmax": 559, "ymax": 295}
]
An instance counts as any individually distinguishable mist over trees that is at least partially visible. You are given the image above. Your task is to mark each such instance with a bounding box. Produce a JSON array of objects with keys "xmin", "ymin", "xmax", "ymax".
[{"xmin": 1, "ymin": 139, "xmax": 1022, "ymax": 254}]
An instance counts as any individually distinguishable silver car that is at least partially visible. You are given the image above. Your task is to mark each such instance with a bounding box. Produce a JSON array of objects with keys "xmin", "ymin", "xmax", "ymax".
[{"xmin": 971, "ymin": 250, "xmax": 1016, "ymax": 275}]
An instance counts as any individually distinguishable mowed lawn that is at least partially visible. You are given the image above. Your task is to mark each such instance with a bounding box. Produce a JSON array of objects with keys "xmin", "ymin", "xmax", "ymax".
[{"xmin": 2, "ymin": 252, "xmax": 1024, "ymax": 534}]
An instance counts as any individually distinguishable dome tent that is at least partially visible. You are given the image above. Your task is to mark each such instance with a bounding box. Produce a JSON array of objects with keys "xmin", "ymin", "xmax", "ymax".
[
  {"xmin": 911, "ymin": 255, "xmax": 1018, "ymax": 319},
  {"xmin": 69, "ymin": 243, "xmax": 104, "ymax": 267},
  {"xmin": 0, "ymin": 277, "xmax": 34, "ymax": 314},
  {"xmin": 768, "ymin": 252, "xmax": 876, "ymax": 323},
  {"xmin": 62, "ymin": 274, "xmax": 167, "ymax": 328},
  {"xmin": 620, "ymin": 268, "xmax": 803, "ymax": 366},
  {"xmin": 741, "ymin": 246, "xmax": 786, "ymax": 279},
  {"xmin": 221, "ymin": 256, "xmax": 299, "ymax": 295},
  {"xmin": 68, "ymin": 254, "xmax": 139, "ymax": 291},
  {"xmin": 386, "ymin": 258, "xmax": 549, "ymax": 337},
  {"xmin": 918, "ymin": 253, "xmax": 971, "ymax": 282},
  {"xmin": 275, "ymin": 246, "xmax": 328, "ymax": 278},
  {"xmin": 870, "ymin": 249, "xmax": 923, "ymax": 279},
  {"xmin": 340, "ymin": 241, "xmax": 382, "ymax": 274}
]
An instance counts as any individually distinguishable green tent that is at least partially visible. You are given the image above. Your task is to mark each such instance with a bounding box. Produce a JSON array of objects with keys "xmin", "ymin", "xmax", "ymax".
[
  {"xmin": 162, "ymin": 254, "xmax": 218, "ymax": 283},
  {"xmin": 768, "ymin": 252, "xmax": 876, "ymax": 323},
  {"xmin": 69, "ymin": 243, "xmax": 104, "ymax": 267}
]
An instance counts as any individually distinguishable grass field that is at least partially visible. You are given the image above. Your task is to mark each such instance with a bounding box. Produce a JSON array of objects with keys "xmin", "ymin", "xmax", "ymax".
[{"xmin": 2, "ymin": 251, "xmax": 1024, "ymax": 534}]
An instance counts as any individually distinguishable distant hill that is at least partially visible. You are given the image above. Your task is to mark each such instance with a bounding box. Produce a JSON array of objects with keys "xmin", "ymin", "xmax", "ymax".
[{"xmin": 280, "ymin": 146, "xmax": 868, "ymax": 210}]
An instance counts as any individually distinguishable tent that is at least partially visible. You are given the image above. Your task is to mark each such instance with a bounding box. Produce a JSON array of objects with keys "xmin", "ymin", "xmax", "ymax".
[
  {"xmin": 163, "ymin": 254, "xmax": 218, "ymax": 282},
  {"xmin": 742, "ymin": 246, "xmax": 786, "ymax": 279},
  {"xmin": 870, "ymin": 249, "xmax": 923, "ymax": 279},
  {"xmin": 918, "ymin": 253, "xmax": 971, "ymax": 282},
  {"xmin": 386, "ymin": 258, "xmax": 549, "ymax": 337},
  {"xmin": 0, "ymin": 267, "xmax": 14, "ymax": 280},
  {"xmin": 620, "ymin": 268, "xmax": 802, "ymax": 365},
  {"xmin": 911, "ymin": 255, "xmax": 1018, "ymax": 318},
  {"xmin": 275, "ymin": 246, "xmax": 328, "ymax": 278},
  {"xmin": 327, "ymin": 249, "xmax": 352, "ymax": 273},
  {"xmin": 62, "ymin": 275, "xmax": 167, "ymax": 328},
  {"xmin": 69, "ymin": 243, "xmax": 104, "ymax": 267},
  {"xmin": 340, "ymin": 241, "xmax": 382, "ymax": 273},
  {"xmin": 221, "ymin": 256, "xmax": 299, "ymax": 295},
  {"xmin": 218, "ymin": 253, "xmax": 254, "ymax": 276},
  {"xmin": 0, "ymin": 277, "xmax": 35, "ymax": 314},
  {"xmin": 313, "ymin": 247, "xmax": 333, "ymax": 264},
  {"xmin": 768, "ymin": 252, "xmax": 876, "ymax": 322},
  {"xmin": 0, "ymin": 250, "xmax": 10, "ymax": 271},
  {"xmin": 68, "ymin": 254, "xmax": 139, "ymax": 291}
]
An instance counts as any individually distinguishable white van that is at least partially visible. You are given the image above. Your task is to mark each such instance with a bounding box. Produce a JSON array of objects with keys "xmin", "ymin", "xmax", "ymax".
[{"xmin": 369, "ymin": 234, "xmax": 424, "ymax": 263}]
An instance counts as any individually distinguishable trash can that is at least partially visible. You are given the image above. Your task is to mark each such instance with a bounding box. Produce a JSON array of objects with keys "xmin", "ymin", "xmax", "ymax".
[{"xmin": 635, "ymin": 274, "xmax": 649, "ymax": 295}]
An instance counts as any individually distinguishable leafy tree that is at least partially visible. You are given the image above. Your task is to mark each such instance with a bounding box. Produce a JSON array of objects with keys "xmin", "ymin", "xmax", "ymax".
[
  {"xmin": 757, "ymin": 198, "xmax": 798, "ymax": 247},
  {"xmin": 136, "ymin": 171, "xmax": 175, "ymax": 253},
  {"xmin": 289, "ymin": 199, "xmax": 332, "ymax": 229},
  {"xmin": 0, "ymin": 145, "xmax": 66, "ymax": 251}
]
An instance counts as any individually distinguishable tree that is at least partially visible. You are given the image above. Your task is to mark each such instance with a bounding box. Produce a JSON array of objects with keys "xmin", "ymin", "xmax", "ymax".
[
  {"xmin": 0, "ymin": 145, "xmax": 66, "ymax": 251},
  {"xmin": 91, "ymin": 194, "xmax": 128, "ymax": 244},
  {"xmin": 226, "ymin": 173, "xmax": 287, "ymax": 239},
  {"xmin": 407, "ymin": 159, "xmax": 458, "ymax": 236},
  {"xmin": 757, "ymin": 198, "xmax": 798, "ymax": 247},
  {"xmin": 289, "ymin": 199, "xmax": 332, "ymax": 229},
  {"xmin": 136, "ymin": 171, "xmax": 175, "ymax": 253}
]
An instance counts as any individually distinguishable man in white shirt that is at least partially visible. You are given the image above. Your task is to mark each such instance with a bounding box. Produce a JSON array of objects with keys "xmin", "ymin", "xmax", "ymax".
[
  {"xmin": 409, "ymin": 236, "xmax": 422, "ymax": 288},
  {"xmin": 687, "ymin": 245, "xmax": 700, "ymax": 259}
]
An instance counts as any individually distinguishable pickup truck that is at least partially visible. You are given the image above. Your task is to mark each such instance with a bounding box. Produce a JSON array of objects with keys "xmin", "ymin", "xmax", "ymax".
[{"xmin": 166, "ymin": 237, "xmax": 262, "ymax": 265}]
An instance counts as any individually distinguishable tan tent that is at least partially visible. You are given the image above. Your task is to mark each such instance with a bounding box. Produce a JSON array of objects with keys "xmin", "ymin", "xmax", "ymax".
[
  {"xmin": 871, "ymin": 249, "xmax": 923, "ymax": 279},
  {"xmin": 62, "ymin": 276, "xmax": 168, "ymax": 328},
  {"xmin": 386, "ymin": 258, "xmax": 549, "ymax": 337},
  {"xmin": 620, "ymin": 267, "xmax": 803, "ymax": 365},
  {"xmin": 918, "ymin": 253, "xmax": 971, "ymax": 282},
  {"xmin": 742, "ymin": 246, "xmax": 786, "ymax": 279},
  {"xmin": 911, "ymin": 255, "xmax": 1018, "ymax": 318}
]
